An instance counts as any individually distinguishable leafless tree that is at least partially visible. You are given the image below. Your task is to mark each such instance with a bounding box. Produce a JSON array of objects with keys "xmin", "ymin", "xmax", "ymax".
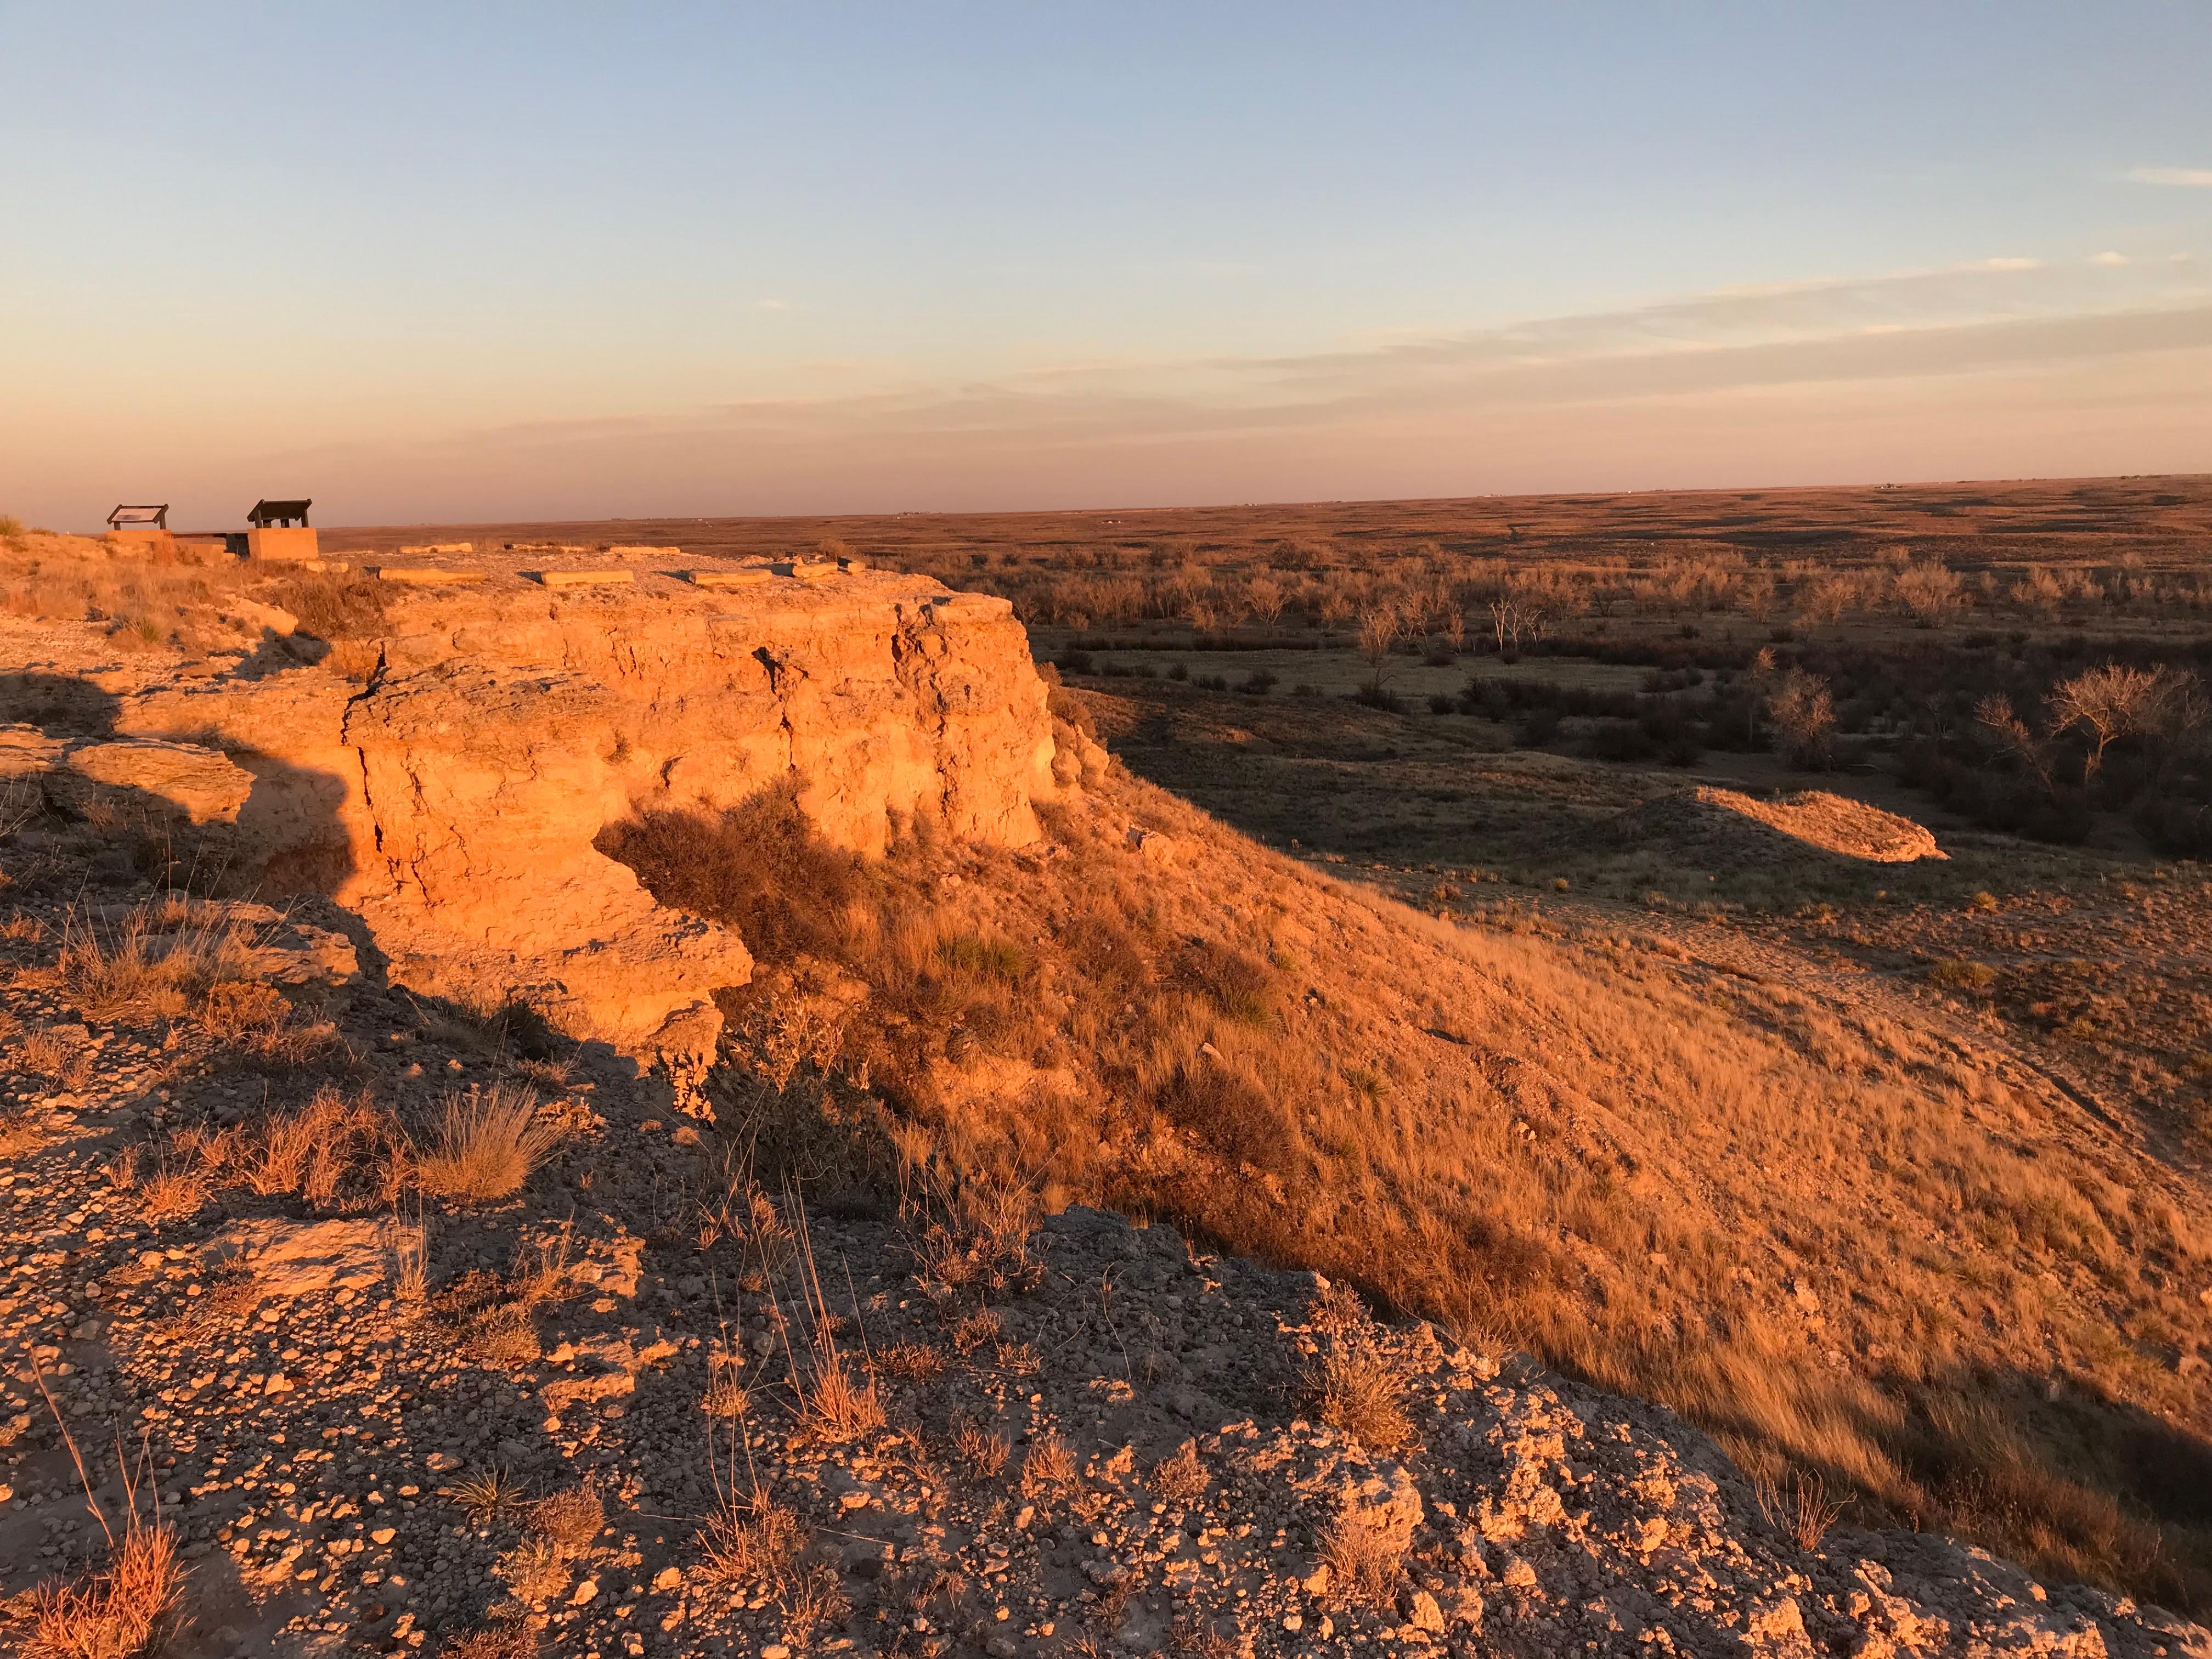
[
  {"xmin": 1975, "ymin": 693, "xmax": 2057, "ymax": 797},
  {"xmin": 1767, "ymin": 667, "xmax": 1836, "ymax": 768},
  {"xmin": 1245, "ymin": 572, "xmax": 1287, "ymax": 627},
  {"xmin": 2045, "ymin": 663, "xmax": 2198, "ymax": 782},
  {"xmin": 1357, "ymin": 601, "xmax": 1408, "ymax": 693},
  {"xmin": 1487, "ymin": 596, "xmax": 1546, "ymax": 660}
]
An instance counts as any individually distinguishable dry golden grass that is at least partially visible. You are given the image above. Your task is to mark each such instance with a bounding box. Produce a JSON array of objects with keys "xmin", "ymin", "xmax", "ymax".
[
  {"xmin": 616, "ymin": 767, "xmax": 2212, "ymax": 1610},
  {"xmin": 527, "ymin": 1483, "xmax": 603, "ymax": 1554},
  {"xmin": 951, "ymin": 1414, "xmax": 1012, "ymax": 1481},
  {"xmin": 0, "ymin": 528, "xmax": 257, "ymax": 653},
  {"xmin": 58, "ymin": 900, "xmax": 252, "ymax": 1025},
  {"xmin": 415, "ymin": 1084, "xmax": 564, "ymax": 1204},
  {"xmin": 0, "ymin": 1105, "xmax": 47, "ymax": 1159},
  {"xmin": 698, "ymin": 1497, "xmax": 802, "ymax": 1590},
  {"xmin": 798, "ymin": 1345, "xmax": 884, "ymax": 1441},
  {"xmin": 442, "ymin": 1466, "xmax": 527, "ymax": 1526},
  {"xmin": 871, "ymin": 1340, "xmax": 946, "ymax": 1383},
  {"xmin": 237, "ymin": 1086, "xmax": 407, "ymax": 1210},
  {"xmin": 1306, "ymin": 1346, "xmax": 1412, "ymax": 1453},
  {"xmin": 1756, "ymin": 1468, "xmax": 1844, "ymax": 1551},
  {"xmin": 491, "ymin": 1535, "xmax": 567, "ymax": 1606},
  {"xmin": 1150, "ymin": 1438, "xmax": 1210, "ymax": 1505},
  {"xmin": 133, "ymin": 1161, "xmax": 208, "ymax": 1226},
  {"xmin": 1316, "ymin": 1499, "xmax": 1405, "ymax": 1609},
  {"xmin": 701, "ymin": 1371, "xmax": 751, "ymax": 1420},
  {"xmin": 1020, "ymin": 1430, "xmax": 1078, "ymax": 1500},
  {"xmin": 12, "ymin": 1514, "xmax": 184, "ymax": 1659}
]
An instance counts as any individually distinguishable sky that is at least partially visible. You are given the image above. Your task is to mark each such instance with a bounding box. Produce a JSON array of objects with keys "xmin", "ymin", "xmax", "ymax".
[{"xmin": 2, "ymin": 2, "xmax": 2209, "ymax": 531}]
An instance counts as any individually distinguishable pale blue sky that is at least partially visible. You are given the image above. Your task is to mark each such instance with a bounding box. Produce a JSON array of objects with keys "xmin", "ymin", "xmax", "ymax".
[{"xmin": 3, "ymin": 3, "xmax": 2208, "ymax": 527}]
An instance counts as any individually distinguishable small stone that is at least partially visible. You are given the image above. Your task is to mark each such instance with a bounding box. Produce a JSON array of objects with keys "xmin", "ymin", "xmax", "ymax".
[
  {"xmin": 371, "ymin": 1528, "xmax": 397, "ymax": 1545},
  {"xmin": 262, "ymin": 1373, "xmax": 293, "ymax": 1396},
  {"xmin": 652, "ymin": 1566, "xmax": 681, "ymax": 1593},
  {"xmin": 1403, "ymin": 1590, "xmax": 1446, "ymax": 1634},
  {"xmin": 760, "ymin": 1647, "xmax": 790, "ymax": 1659},
  {"xmin": 571, "ymin": 1577, "xmax": 599, "ymax": 1605},
  {"xmin": 1503, "ymin": 1556, "xmax": 1538, "ymax": 1589},
  {"xmin": 1283, "ymin": 1613, "xmax": 1304, "ymax": 1632},
  {"xmin": 425, "ymin": 1452, "xmax": 465, "ymax": 1474}
]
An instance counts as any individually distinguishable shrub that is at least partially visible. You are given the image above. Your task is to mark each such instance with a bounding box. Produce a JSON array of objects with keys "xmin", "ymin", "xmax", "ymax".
[
  {"xmin": 597, "ymin": 781, "xmax": 866, "ymax": 961},
  {"xmin": 415, "ymin": 1084, "xmax": 563, "ymax": 1204}
]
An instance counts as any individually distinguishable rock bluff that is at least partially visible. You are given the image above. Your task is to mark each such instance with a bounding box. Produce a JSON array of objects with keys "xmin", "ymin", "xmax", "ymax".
[{"xmin": 3, "ymin": 562, "xmax": 1062, "ymax": 1074}]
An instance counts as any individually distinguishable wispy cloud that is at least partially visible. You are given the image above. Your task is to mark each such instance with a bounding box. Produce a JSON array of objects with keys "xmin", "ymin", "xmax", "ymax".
[
  {"xmin": 76, "ymin": 254, "xmax": 2210, "ymax": 524},
  {"xmin": 753, "ymin": 297, "xmax": 792, "ymax": 312},
  {"xmin": 2092, "ymin": 251, "xmax": 2130, "ymax": 267},
  {"xmin": 2126, "ymin": 166, "xmax": 2212, "ymax": 188}
]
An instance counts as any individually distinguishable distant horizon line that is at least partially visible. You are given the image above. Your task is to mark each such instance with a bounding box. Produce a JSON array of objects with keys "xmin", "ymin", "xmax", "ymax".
[{"xmin": 298, "ymin": 470, "xmax": 2211, "ymax": 534}]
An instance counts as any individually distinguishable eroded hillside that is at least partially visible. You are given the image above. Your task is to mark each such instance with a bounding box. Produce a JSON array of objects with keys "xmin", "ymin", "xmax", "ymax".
[{"xmin": 0, "ymin": 533, "xmax": 2209, "ymax": 1654}]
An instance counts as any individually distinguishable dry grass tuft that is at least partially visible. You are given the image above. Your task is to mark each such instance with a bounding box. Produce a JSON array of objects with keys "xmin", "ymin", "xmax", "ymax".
[
  {"xmin": 58, "ymin": 901, "xmax": 251, "ymax": 1025},
  {"xmin": 415, "ymin": 1083, "xmax": 564, "ymax": 1204},
  {"xmin": 238, "ymin": 1086, "xmax": 407, "ymax": 1210},
  {"xmin": 1756, "ymin": 1468, "xmax": 1844, "ymax": 1552},
  {"xmin": 701, "ymin": 1373, "xmax": 751, "ymax": 1420},
  {"xmin": 134, "ymin": 1160, "xmax": 208, "ymax": 1226},
  {"xmin": 799, "ymin": 1347, "xmax": 885, "ymax": 1441},
  {"xmin": 951, "ymin": 1414, "xmax": 1012, "ymax": 1481},
  {"xmin": 15, "ymin": 1027, "xmax": 91, "ymax": 1088},
  {"xmin": 871, "ymin": 1340, "xmax": 946, "ymax": 1382},
  {"xmin": 490, "ymin": 1536, "xmax": 566, "ymax": 1606},
  {"xmin": 698, "ymin": 1497, "xmax": 803, "ymax": 1591},
  {"xmin": 13, "ymin": 1513, "xmax": 185, "ymax": 1659},
  {"xmin": 778, "ymin": 1564, "xmax": 851, "ymax": 1648},
  {"xmin": 1317, "ymin": 1499, "xmax": 1406, "ymax": 1607},
  {"xmin": 527, "ymin": 1482, "xmax": 605, "ymax": 1554},
  {"xmin": 1150, "ymin": 1438, "xmax": 1210, "ymax": 1505},
  {"xmin": 438, "ymin": 1620, "xmax": 536, "ymax": 1659},
  {"xmin": 443, "ymin": 1466, "xmax": 527, "ymax": 1525},
  {"xmin": 1304, "ymin": 1320, "xmax": 1412, "ymax": 1455},
  {"xmin": 1020, "ymin": 1430, "xmax": 1079, "ymax": 1499},
  {"xmin": 0, "ymin": 1105, "xmax": 47, "ymax": 1159}
]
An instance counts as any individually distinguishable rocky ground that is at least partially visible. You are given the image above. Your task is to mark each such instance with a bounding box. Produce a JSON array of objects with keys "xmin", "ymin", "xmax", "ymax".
[{"xmin": 2, "ymin": 832, "xmax": 2207, "ymax": 1658}]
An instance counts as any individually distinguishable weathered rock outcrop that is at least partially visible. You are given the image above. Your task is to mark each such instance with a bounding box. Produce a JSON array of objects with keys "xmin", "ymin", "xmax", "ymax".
[{"xmin": 1, "ymin": 564, "xmax": 1062, "ymax": 1074}]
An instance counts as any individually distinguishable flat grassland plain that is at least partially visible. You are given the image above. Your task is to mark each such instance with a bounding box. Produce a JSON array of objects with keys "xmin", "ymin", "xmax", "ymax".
[{"xmin": 318, "ymin": 478, "xmax": 2212, "ymax": 1603}]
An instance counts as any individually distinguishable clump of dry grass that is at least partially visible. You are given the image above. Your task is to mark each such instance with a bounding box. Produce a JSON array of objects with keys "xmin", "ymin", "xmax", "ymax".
[
  {"xmin": 798, "ymin": 1345, "xmax": 884, "ymax": 1441},
  {"xmin": 438, "ymin": 1620, "xmax": 536, "ymax": 1659},
  {"xmin": 778, "ymin": 1564, "xmax": 853, "ymax": 1648},
  {"xmin": 905, "ymin": 1173, "xmax": 1040, "ymax": 1303},
  {"xmin": 14, "ymin": 1027, "xmax": 91, "ymax": 1089},
  {"xmin": 871, "ymin": 1340, "xmax": 945, "ymax": 1382},
  {"xmin": 1150, "ymin": 1438, "xmax": 1210, "ymax": 1505},
  {"xmin": 57, "ymin": 899, "xmax": 252, "ymax": 1024},
  {"xmin": 491, "ymin": 1535, "xmax": 567, "ymax": 1606},
  {"xmin": 5, "ymin": 1381, "xmax": 187, "ymax": 1659},
  {"xmin": 1756, "ymin": 1468, "xmax": 1844, "ymax": 1551},
  {"xmin": 701, "ymin": 1370, "xmax": 751, "ymax": 1420},
  {"xmin": 443, "ymin": 1466, "xmax": 527, "ymax": 1525},
  {"xmin": 134, "ymin": 1159, "xmax": 208, "ymax": 1226},
  {"xmin": 238, "ymin": 1085, "xmax": 408, "ymax": 1210},
  {"xmin": 10, "ymin": 1513, "xmax": 184, "ymax": 1658},
  {"xmin": 951, "ymin": 1414, "xmax": 1012, "ymax": 1481},
  {"xmin": 415, "ymin": 1083, "xmax": 563, "ymax": 1203},
  {"xmin": 698, "ymin": 1497, "xmax": 803, "ymax": 1590},
  {"xmin": 1301, "ymin": 1288, "xmax": 1413, "ymax": 1454},
  {"xmin": 1317, "ymin": 1497, "xmax": 1406, "ymax": 1607},
  {"xmin": 0, "ymin": 1105, "xmax": 47, "ymax": 1158},
  {"xmin": 1020, "ymin": 1430, "xmax": 1078, "ymax": 1499},
  {"xmin": 528, "ymin": 1482, "xmax": 604, "ymax": 1554},
  {"xmin": 392, "ymin": 1218, "xmax": 431, "ymax": 1304}
]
